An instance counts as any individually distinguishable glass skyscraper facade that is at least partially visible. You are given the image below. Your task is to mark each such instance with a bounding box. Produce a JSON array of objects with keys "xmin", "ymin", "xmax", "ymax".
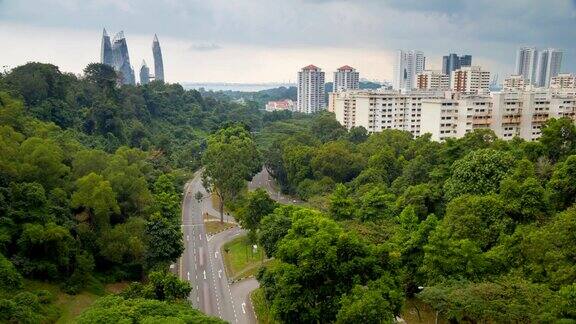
[
  {"xmin": 152, "ymin": 34, "xmax": 164, "ymax": 82},
  {"xmin": 100, "ymin": 28, "xmax": 113, "ymax": 67},
  {"xmin": 140, "ymin": 60, "xmax": 150, "ymax": 85},
  {"xmin": 442, "ymin": 53, "xmax": 472, "ymax": 76},
  {"xmin": 111, "ymin": 31, "xmax": 136, "ymax": 85}
]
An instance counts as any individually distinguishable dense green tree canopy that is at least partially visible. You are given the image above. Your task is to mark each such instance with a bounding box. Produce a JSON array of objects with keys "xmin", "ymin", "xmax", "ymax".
[
  {"xmin": 237, "ymin": 189, "xmax": 278, "ymax": 238},
  {"xmin": 202, "ymin": 125, "xmax": 261, "ymax": 222},
  {"xmin": 76, "ymin": 296, "xmax": 224, "ymax": 323},
  {"xmin": 256, "ymin": 110, "xmax": 576, "ymax": 322},
  {"xmin": 258, "ymin": 208, "xmax": 402, "ymax": 323},
  {"xmin": 444, "ymin": 149, "xmax": 514, "ymax": 200}
]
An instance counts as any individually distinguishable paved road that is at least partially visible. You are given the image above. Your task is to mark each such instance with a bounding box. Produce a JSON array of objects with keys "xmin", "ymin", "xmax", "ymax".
[
  {"xmin": 179, "ymin": 168, "xmax": 298, "ymax": 324},
  {"xmin": 180, "ymin": 172, "xmax": 253, "ymax": 323},
  {"xmin": 209, "ymin": 227, "xmax": 257, "ymax": 324},
  {"xmin": 248, "ymin": 168, "xmax": 302, "ymax": 205},
  {"xmin": 231, "ymin": 278, "xmax": 259, "ymax": 323}
]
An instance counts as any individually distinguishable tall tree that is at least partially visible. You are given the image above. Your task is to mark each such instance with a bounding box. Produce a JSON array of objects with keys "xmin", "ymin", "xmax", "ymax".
[
  {"xmin": 145, "ymin": 213, "xmax": 184, "ymax": 269},
  {"xmin": 202, "ymin": 125, "xmax": 261, "ymax": 222},
  {"xmin": 237, "ymin": 189, "xmax": 278, "ymax": 238},
  {"xmin": 539, "ymin": 117, "xmax": 576, "ymax": 162},
  {"xmin": 71, "ymin": 172, "xmax": 120, "ymax": 230},
  {"xmin": 444, "ymin": 149, "xmax": 514, "ymax": 200}
]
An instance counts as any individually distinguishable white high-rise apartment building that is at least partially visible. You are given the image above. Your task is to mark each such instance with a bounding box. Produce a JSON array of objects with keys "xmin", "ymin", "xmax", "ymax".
[
  {"xmin": 393, "ymin": 50, "xmax": 425, "ymax": 92},
  {"xmin": 421, "ymin": 89, "xmax": 576, "ymax": 142},
  {"xmin": 416, "ymin": 70, "xmax": 450, "ymax": 90},
  {"xmin": 550, "ymin": 73, "xmax": 576, "ymax": 89},
  {"xmin": 329, "ymin": 89, "xmax": 446, "ymax": 136},
  {"xmin": 503, "ymin": 75, "xmax": 526, "ymax": 91},
  {"xmin": 515, "ymin": 47, "xmax": 539, "ymax": 85},
  {"xmin": 333, "ymin": 65, "xmax": 359, "ymax": 92},
  {"xmin": 332, "ymin": 88, "xmax": 576, "ymax": 142},
  {"xmin": 535, "ymin": 48, "xmax": 563, "ymax": 87},
  {"xmin": 451, "ymin": 66, "xmax": 491, "ymax": 94},
  {"xmin": 420, "ymin": 95, "xmax": 492, "ymax": 141},
  {"xmin": 491, "ymin": 89, "xmax": 576, "ymax": 141},
  {"xmin": 297, "ymin": 65, "xmax": 326, "ymax": 114}
]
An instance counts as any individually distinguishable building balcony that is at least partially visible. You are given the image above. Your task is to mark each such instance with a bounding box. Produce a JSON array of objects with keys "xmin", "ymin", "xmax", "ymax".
[
  {"xmin": 532, "ymin": 115, "xmax": 549, "ymax": 123},
  {"xmin": 502, "ymin": 116, "xmax": 522, "ymax": 124},
  {"xmin": 472, "ymin": 118, "xmax": 492, "ymax": 125}
]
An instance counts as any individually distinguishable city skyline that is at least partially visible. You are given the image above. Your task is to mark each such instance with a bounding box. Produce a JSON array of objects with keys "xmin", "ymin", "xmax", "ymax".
[{"xmin": 1, "ymin": 0, "xmax": 575, "ymax": 83}]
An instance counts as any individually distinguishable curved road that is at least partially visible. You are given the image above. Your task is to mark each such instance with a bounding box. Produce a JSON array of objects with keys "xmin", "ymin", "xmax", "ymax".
[
  {"xmin": 248, "ymin": 168, "xmax": 302, "ymax": 206},
  {"xmin": 179, "ymin": 168, "xmax": 300, "ymax": 324}
]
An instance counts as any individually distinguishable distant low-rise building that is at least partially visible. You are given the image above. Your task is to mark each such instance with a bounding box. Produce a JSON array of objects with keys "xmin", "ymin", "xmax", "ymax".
[{"xmin": 265, "ymin": 99, "xmax": 295, "ymax": 112}]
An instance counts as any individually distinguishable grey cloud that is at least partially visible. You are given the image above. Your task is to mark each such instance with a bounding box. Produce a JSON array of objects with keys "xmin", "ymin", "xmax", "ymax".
[
  {"xmin": 189, "ymin": 43, "xmax": 222, "ymax": 51},
  {"xmin": 0, "ymin": 0, "xmax": 575, "ymax": 73}
]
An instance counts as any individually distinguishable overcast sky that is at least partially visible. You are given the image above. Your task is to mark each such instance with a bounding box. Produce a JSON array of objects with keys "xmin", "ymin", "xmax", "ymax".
[{"xmin": 1, "ymin": 0, "xmax": 575, "ymax": 83}]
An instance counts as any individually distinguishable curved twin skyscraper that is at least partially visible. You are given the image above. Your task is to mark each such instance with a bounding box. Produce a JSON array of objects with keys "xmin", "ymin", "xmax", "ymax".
[{"xmin": 100, "ymin": 29, "xmax": 164, "ymax": 85}]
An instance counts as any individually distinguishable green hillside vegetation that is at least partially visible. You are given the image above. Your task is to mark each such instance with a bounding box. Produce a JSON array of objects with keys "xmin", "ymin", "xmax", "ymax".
[
  {"xmin": 245, "ymin": 113, "xmax": 576, "ymax": 323},
  {"xmin": 3, "ymin": 61, "xmax": 576, "ymax": 323},
  {"xmin": 0, "ymin": 62, "xmax": 258, "ymax": 322}
]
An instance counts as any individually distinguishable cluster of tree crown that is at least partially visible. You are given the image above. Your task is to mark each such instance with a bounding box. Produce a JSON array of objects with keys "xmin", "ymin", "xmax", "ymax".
[
  {"xmin": 232, "ymin": 113, "xmax": 576, "ymax": 322},
  {"xmin": 0, "ymin": 62, "xmax": 266, "ymax": 322}
]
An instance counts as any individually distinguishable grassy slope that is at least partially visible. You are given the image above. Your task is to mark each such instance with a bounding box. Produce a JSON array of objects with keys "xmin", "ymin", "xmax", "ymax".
[
  {"xmin": 222, "ymin": 235, "xmax": 266, "ymax": 280},
  {"xmin": 251, "ymin": 288, "xmax": 279, "ymax": 324},
  {"xmin": 23, "ymin": 280, "xmax": 129, "ymax": 323}
]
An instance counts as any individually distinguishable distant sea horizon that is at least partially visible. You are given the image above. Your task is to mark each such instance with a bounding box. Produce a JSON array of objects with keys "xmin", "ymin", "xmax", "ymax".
[{"xmin": 181, "ymin": 82, "xmax": 296, "ymax": 92}]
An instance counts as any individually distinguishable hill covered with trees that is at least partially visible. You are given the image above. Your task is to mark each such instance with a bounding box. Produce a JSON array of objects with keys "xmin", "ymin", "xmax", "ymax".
[
  {"xmin": 0, "ymin": 62, "xmax": 265, "ymax": 322},
  {"xmin": 245, "ymin": 113, "xmax": 576, "ymax": 322},
  {"xmin": 2, "ymin": 61, "xmax": 575, "ymax": 323}
]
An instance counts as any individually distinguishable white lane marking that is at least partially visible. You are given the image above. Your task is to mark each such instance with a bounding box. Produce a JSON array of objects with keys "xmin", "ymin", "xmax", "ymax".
[
  {"xmin": 206, "ymin": 234, "xmax": 209, "ymax": 241},
  {"xmin": 199, "ymin": 234, "xmax": 202, "ymax": 240},
  {"xmin": 214, "ymin": 251, "xmax": 219, "ymax": 259},
  {"xmin": 232, "ymin": 233, "xmax": 240, "ymax": 237},
  {"xmin": 187, "ymin": 272, "xmax": 190, "ymax": 281},
  {"xmin": 186, "ymin": 234, "xmax": 189, "ymax": 241},
  {"xmin": 203, "ymin": 270, "xmax": 207, "ymax": 280},
  {"xmin": 218, "ymin": 269, "xmax": 222, "ymax": 279},
  {"xmin": 241, "ymin": 302, "xmax": 246, "ymax": 314}
]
